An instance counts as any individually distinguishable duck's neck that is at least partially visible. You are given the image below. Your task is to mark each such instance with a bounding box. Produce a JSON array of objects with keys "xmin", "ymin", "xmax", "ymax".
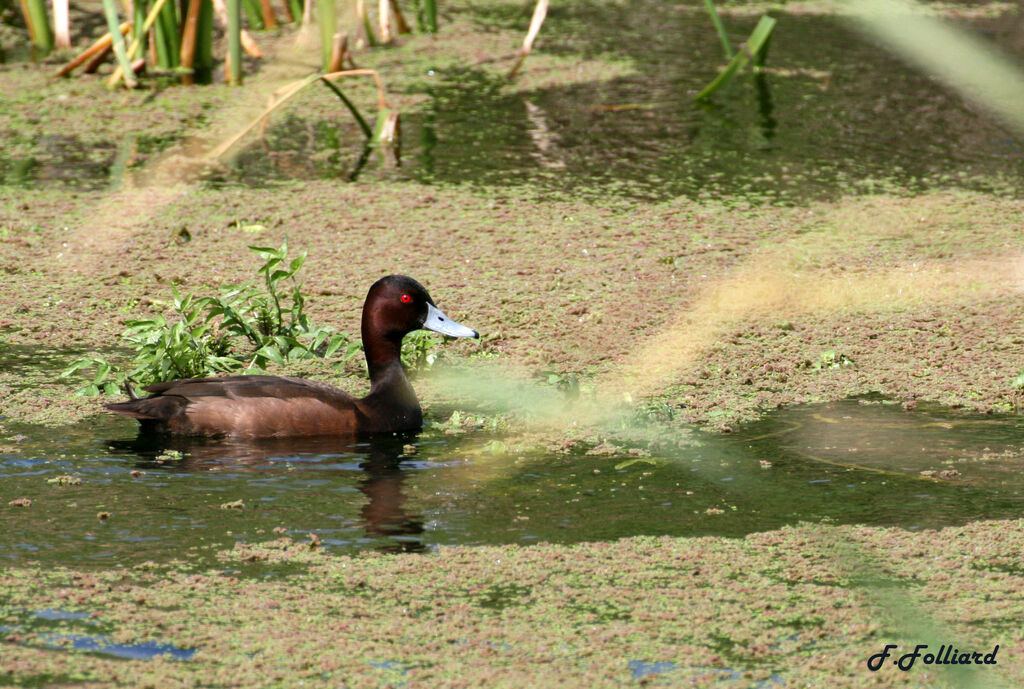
[{"xmin": 362, "ymin": 328, "xmax": 421, "ymax": 428}]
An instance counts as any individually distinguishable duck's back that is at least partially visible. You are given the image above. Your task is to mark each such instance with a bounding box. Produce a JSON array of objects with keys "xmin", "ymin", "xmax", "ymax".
[{"xmin": 105, "ymin": 375, "xmax": 362, "ymax": 437}]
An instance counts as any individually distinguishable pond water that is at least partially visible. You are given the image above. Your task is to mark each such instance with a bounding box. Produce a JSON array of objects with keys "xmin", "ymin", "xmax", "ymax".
[
  {"xmin": 3, "ymin": 4, "xmax": 1024, "ymax": 201},
  {"xmin": 3, "ymin": 396, "xmax": 1023, "ymax": 568}
]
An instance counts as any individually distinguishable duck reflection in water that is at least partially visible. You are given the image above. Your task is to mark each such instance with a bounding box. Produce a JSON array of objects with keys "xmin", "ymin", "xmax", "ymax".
[{"xmin": 112, "ymin": 433, "xmax": 428, "ymax": 553}]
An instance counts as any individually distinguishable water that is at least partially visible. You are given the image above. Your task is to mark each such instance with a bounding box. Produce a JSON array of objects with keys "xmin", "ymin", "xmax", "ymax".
[
  {"xmin": 2, "ymin": 396, "xmax": 1023, "ymax": 568},
  {"xmin": 3, "ymin": 6, "xmax": 1024, "ymax": 201},
  {"xmin": 0, "ymin": 609, "xmax": 195, "ymax": 662}
]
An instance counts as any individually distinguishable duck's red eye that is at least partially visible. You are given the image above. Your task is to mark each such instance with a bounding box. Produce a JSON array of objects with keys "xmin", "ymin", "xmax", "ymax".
[{"xmin": 400, "ymin": 294, "xmax": 412, "ymax": 304}]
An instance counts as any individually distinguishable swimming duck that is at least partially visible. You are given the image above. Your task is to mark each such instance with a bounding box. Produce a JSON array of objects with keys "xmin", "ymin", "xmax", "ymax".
[{"xmin": 105, "ymin": 275, "xmax": 478, "ymax": 437}]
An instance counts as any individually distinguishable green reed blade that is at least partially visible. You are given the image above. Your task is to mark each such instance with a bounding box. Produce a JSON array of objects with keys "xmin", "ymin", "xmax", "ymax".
[
  {"xmin": 25, "ymin": 0, "xmax": 54, "ymax": 51},
  {"xmin": 227, "ymin": 0, "xmax": 242, "ymax": 83},
  {"xmin": 288, "ymin": 0, "xmax": 302, "ymax": 23},
  {"xmin": 701, "ymin": 0, "xmax": 733, "ymax": 60},
  {"xmin": 131, "ymin": 0, "xmax": 147, "ymax": 59},
  {"xmin": 159, "ymin": 0, "xmax": 181, "ymax": 66},
  {"xmin": 102, "ymin": 0, "xmax": 136, "ymax": 85},
  {"xmin": 153, "ymin": 4, "xmax": 172, "ymax": 67},
  {"xmin": 317, "ymin": 0, "xmax": 336, "ymax": 71},
  {"xmin": 694, "ymin": 15, "xmax": 775, "ymax": 101},
  {"xmin": 320, "ymin": 77, "xmax": 372, "ymax": 138},
  {"xmin": 242, "ymin": 0, "xmax": 264, "ymax": 30},
  {"xmin": 422, "ymin": 0, "xmax": 436, "ymax": 33},
  {"xmin": 195, "ymin": 0, "xmax": 214, "ymax": 81}
]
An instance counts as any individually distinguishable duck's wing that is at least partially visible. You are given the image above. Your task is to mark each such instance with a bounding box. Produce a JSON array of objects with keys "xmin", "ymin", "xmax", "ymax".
[
  {"xmin": 141, "ymin": 375, "xmax": 350, "ymax": 401},
  {"xmin": 105, "ymin": 375, "xmax": 362, "ymax": 437}
]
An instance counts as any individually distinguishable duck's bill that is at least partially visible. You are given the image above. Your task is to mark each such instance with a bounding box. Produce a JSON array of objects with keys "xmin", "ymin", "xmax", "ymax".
[{"xmin": 424, "ymin": 303, "xmax": 479, "ymax": 338}]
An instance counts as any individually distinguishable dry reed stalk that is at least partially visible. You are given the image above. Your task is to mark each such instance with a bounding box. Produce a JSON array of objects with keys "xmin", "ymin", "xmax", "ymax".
[
  {"xmin": 507, "ymin": 0, "xmax": 548, "ymax": 78},
  {"xmin": 327, "ymin": 32, "xmax": 350, "ymax": 72},
  {"xmin": 258, "ymin": 0, "xmax": 277, "ymax": 29},
  {"xmin": 208, "ymin": 68, "xmax": 389, "ymax": 159},
  {"xmin": 387, "ymin": 0, "xmax": 409, "ymax": 33},
  {"xmin": 378, "ymin": 0, "xmax": 391, "ymax": 43},
  {"xmin": 55, "ymin": 22, "xmax": 129, "ymax": 76},
  {"xmin": 53, "ymin": 0, "xmax": 71, "ymax": 48},
  {"xmin": 83, "ymin": 43, "xmax": 113, "ymax": 72},
  {"xmin": 179, "ymin": 0, "xmax": 202, "ymax": 84}
]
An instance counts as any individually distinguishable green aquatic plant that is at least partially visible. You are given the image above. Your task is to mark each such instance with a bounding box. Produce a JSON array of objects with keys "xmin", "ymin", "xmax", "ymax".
[
  {"xmin": 813, "ymin": 350, "xmax": 854, "ymax": 370},
  {"xmin": 401, "ymin": 330, "xmax": 443, "ymax": 371},
  {"xmin": 694, "ymin": 3, "xmax": 776, "ymax": 101},
  {"xmin": 62, "ymin": 242, "xmax": 453, "ymax": 396},
  {"xmin": 62, "ymin": 242, "xmax": 359, "ymax": 396}
]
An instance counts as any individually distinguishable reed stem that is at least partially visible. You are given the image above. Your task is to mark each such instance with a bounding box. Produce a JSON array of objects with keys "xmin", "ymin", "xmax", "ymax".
[
  {"xmin": 702, "ymin": 0, "xmax": 734, "ymax": 60},
  {"xmin": 180, "ymin": 0, "xmax": 202, "ymax": 82},
  {"xmin": 227, "ymin": 0, "xmax": 242, "ymax": 83},
  {"xmin": 55, "ymin": 22, "xmax": 129, "ymax": 76},
  {"xmin": 102, "ymin": 0, "xmax": 137, "ymax": 87},
  {"xmin": 53, "ymin": 0, "xmax": 71, "ymax": 49},
  {"xmin": 317, "ymin": 0, "xmax": 337, "ymax": 70},
  {"xmin": 25, "ymin": 0, "xmax": 54, "ymax": 51}
]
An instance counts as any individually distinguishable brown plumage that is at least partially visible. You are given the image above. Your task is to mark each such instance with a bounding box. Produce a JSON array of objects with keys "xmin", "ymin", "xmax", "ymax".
[{"xmin": 104, "ymin": 275, "xmax": 478, "ymax": 438}]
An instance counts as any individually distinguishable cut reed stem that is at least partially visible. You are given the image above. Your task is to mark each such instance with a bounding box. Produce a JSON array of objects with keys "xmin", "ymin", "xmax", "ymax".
[{"xmin": 327, "ymin": 31, "xmax": 348, "ymax": 72}]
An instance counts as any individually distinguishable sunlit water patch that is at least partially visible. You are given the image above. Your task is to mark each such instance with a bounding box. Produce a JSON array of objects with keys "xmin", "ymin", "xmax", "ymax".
[{"xmin": 1, "ymin": 397, "xmax": 1023, "ymax": 568}]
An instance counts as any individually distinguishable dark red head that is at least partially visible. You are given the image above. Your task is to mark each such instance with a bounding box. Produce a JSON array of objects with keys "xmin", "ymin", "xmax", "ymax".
[{"xmin": 362, "ymin": 275, "xmax": 478, "ymax": 343}]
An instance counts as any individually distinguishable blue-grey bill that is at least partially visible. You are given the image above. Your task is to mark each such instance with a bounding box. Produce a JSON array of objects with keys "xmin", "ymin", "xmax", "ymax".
[{"xmin": 424, "ymin": 303, "xmax": 479, "ymax": 338}]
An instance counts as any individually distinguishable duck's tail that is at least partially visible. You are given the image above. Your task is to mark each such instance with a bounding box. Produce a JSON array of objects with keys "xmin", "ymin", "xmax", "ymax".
[{"xmin": 104, "ymin": 396, "xmax": 186, "ymax": 421}]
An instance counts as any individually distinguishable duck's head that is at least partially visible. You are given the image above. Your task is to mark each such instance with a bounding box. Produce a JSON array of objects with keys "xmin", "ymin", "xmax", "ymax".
[{"xmin": 363, "ymin": 275, "xmax": 478, "ymax": 342}]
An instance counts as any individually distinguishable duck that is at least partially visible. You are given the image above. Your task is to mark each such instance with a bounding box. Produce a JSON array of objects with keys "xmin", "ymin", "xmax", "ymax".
[{"xmin": 104, "ymin": 275, "xmax": 478, "ymax": 437}]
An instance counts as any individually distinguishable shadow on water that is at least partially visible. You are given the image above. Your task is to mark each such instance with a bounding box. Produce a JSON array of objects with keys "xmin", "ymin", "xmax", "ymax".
[
  {"xmin": 2, "ymin": 395, "xmax": 1024, "ymax": 568},
  {"xmin": 4, "ymin": 6, "xmax": 1024, "ymax": 201},
  {"xmin": 114, "ymin": 431, "xmax": 429, "ymax": 553},
  {"xmin": 176, "ymin": 9, "xmax": 1024, "ymax": 200}
]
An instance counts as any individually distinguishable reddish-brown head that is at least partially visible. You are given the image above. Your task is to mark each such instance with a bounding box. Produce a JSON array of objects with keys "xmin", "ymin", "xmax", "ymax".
[{"xmin": 362, "ymin": 275, "xmax": 478, "ymax": 344}]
